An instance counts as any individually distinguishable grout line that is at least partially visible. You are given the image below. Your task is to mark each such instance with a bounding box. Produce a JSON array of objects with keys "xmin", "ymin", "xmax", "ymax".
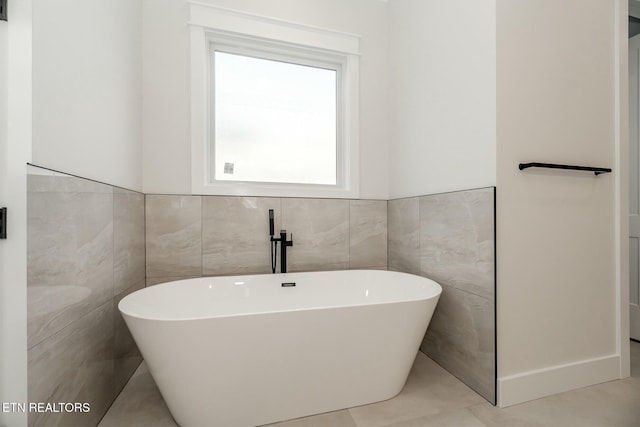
[
  {"xmin": 348, "ymin": 199, "xmax": 351, "ymax": 269},
  {"xmin": 144, "ymin": 193, "xmax": 148, "ymax": 288},
  {"xmin": 200, "ymin": 195, "xmax": 204, "ymax": 278},
  {"xmin": 387, "ymin": 199, "xmax": 391, "ymax": 270},
  {"xmin": 493, "ymin": 186, "xmax": 498, "ymax": 406},
  {"xmin": 417, "ymin": 195, "xmax": 421, "ymax": 275},
  {"xmin": 111, "ymin": 188, "xmax": 115, "ymax": 301},
  {"xmin": 110, "ymin": 186, "xmax": 118, "ymax": 420}
]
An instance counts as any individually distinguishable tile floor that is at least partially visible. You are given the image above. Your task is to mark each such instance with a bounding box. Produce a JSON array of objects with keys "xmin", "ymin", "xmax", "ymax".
[{"xmin": 99, "ymin": 341, "xmax": 640, "ymax": 427}]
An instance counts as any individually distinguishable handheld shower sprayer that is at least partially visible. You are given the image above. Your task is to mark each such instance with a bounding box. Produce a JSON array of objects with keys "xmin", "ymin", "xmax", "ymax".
[
  {"xmin": 269, "ymin": 209, "xmax": 275, "ymax": 237},
  {"xmin": 268, "ymin": 209, "xmax": 293, "ymax": 273},
  {"xmin": 269, "ymin": 209, "xmax": 277, "ymax": 273}
]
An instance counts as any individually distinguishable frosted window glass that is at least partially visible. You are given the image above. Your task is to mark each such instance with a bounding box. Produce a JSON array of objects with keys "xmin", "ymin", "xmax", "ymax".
[{"xmin": 213, "ymin": 51, "xmax": 337, "ymax": 185}]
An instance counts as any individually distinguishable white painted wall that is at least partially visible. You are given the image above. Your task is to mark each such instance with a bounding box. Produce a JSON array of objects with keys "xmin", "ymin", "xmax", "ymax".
[
  {"xmin": 387, "ymin": 0, "xmax": 625, "ymax": 406},
  {"xmin": 387, "ymin": 0, "xmax": 496, "ymax": 199},
  {"xmin": 0, "ymin": 18, "xmax": 16, "ymax": 427},
  {"xmin": 496, "ymin": 0, "xmax": 622, "ymax": 406},
  {"xmin": 0, "ymin": 0, "xmax": 32, "ymax": 424},
  {"xmin": 31, "ymin": 0, "xmax": 142, "ymax": 191},
  {"xmin": 0, "ymin": 18, "xmax": 6, "ymax": 167},
  {"xmin": 142, "ymin": 0, "xmax": 389, "ymax": 199}
]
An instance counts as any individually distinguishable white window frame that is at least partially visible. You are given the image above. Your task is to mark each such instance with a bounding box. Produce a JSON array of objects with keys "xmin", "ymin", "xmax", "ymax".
[
  {"xmin": 189, "ymin": 2, "xmax": 360, "ymax": 198},
  {"xmin": 209, "ymin": 40, "xmax": 343, "ymax": 187}
]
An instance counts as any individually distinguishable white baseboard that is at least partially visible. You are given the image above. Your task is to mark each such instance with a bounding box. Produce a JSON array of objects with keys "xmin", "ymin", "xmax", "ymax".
[{"xmin": 498, "ymin": 354, "xmax": 621, "ymax": 408}]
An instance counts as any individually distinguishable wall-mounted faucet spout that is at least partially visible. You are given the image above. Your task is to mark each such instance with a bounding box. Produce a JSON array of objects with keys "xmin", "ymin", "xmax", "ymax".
[{"xmin": 278, "ymin": 230, "xmax": 293, "ymax": 273}]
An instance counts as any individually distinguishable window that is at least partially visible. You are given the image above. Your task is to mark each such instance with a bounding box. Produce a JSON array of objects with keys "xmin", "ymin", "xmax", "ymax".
[
  {"xmin": 212, "ymin": 50, "xmax": 338, "ymax": 186},
  {"xmin": 189, "ymin": 3, "xmax": 360, "ymax": 198}
]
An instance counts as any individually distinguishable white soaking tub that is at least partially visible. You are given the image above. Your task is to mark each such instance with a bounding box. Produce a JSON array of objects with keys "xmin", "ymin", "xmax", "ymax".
[{"xmin": 119, "ymin": 269, "xmax": 442, "ymax": 427}]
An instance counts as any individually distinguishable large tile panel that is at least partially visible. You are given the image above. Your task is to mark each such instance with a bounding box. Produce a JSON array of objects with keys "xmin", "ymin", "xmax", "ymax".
[
  {"xmin": 469, "ymin": 368, "xmax": 640, "ymax": 427},
  {"xmin": 281, "ymin": 198, "xmax": 349, "ymax": 272},
  {"xmin": 145, "ymin": 195, "xmax": 389, "ymax": 277},
  {"xmin": 28, "ymin": 302, "xmax": 115, "ymax": 427},
  {"xmin": 146, "ymin": 195, "xmax": 202, "ymax": 278},
  {"xmin": 349, "ymin": 200, "xmax": 387, "ymax": 269},
  {"xmin": 202, "ymin": 196, "xmax": 280, "ymax": 275},
  {"xmin": 114, "ymin": 280, "xmax": 144, "ymax": 395},
  {"xmin": 27, "ymin": 167, "xmax": 147, "ymax": 427},
  {"xmin": 27, "ymin": 175, "xmax": 114, "ymax": 349},
  {"xmin": 114, "ymin": 188, "xmax": 145, "ymax": 295},
  {"xmin": 387, "ymin": 198, "xmax": 420, "ymax": 275},
  {"xmin": 268, "ymin": 410, "xmax": 357, "ymax": 427},
  {"xmin": 348, "ymin": 352, "xmax": 485, "ymax": 427},
  {"xmin": 377, "ymin": 408, "xmax": 487, "ymax": 427},
  {"xmin": 421, "ymin": 283, "xmax": 495, "ymax": 404},
  {"xmin": 419, "ymin": 188, "xmax": 494, "ymax": 299},
  {"xmin": 98, "ymin": 363, "xmax": 177, "ymax": 427},
  {"xmin": 389, "ymin": 187, "xmax": 496, "ymax": 405}
]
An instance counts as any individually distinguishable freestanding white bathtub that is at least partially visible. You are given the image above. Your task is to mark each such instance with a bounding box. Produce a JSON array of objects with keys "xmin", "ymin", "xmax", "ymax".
[{"xmin": 119, "ymin": 269, "xmax": 442, "ymax": 427}]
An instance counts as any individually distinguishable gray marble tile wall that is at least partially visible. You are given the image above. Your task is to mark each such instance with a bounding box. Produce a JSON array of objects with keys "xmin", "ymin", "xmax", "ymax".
[
  {"xmin": 388, "ymin": 197, "xmax": 420, "ymax": 275},
  {"xmin": 27, "ymin": 167, "xmax": 145, "ymax": 426},
  {"xmin": 27, "ymin": 170, "xmax": 492, "ymax": 425},
  {"xmin": 388, "ymin": 187, "xmax": 496, "ymax": 404},
  {"xmin": 203, "ymin": 196, "xmax": 279, "ymax": 275},
  {"xmin": 145, "ymin": 196, "xmax": 387, "ymax": 285}
]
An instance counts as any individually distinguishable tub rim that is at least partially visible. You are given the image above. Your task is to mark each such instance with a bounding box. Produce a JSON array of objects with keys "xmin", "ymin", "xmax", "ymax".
[{"xmin": 119, "ymin": 269, "xmax": 442, "ymax": 323}]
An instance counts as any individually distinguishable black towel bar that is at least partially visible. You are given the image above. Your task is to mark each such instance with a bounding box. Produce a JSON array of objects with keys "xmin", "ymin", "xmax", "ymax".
[{"xmin": 518, "ymin": 162, "xmax": 612, "ymax": 176}]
